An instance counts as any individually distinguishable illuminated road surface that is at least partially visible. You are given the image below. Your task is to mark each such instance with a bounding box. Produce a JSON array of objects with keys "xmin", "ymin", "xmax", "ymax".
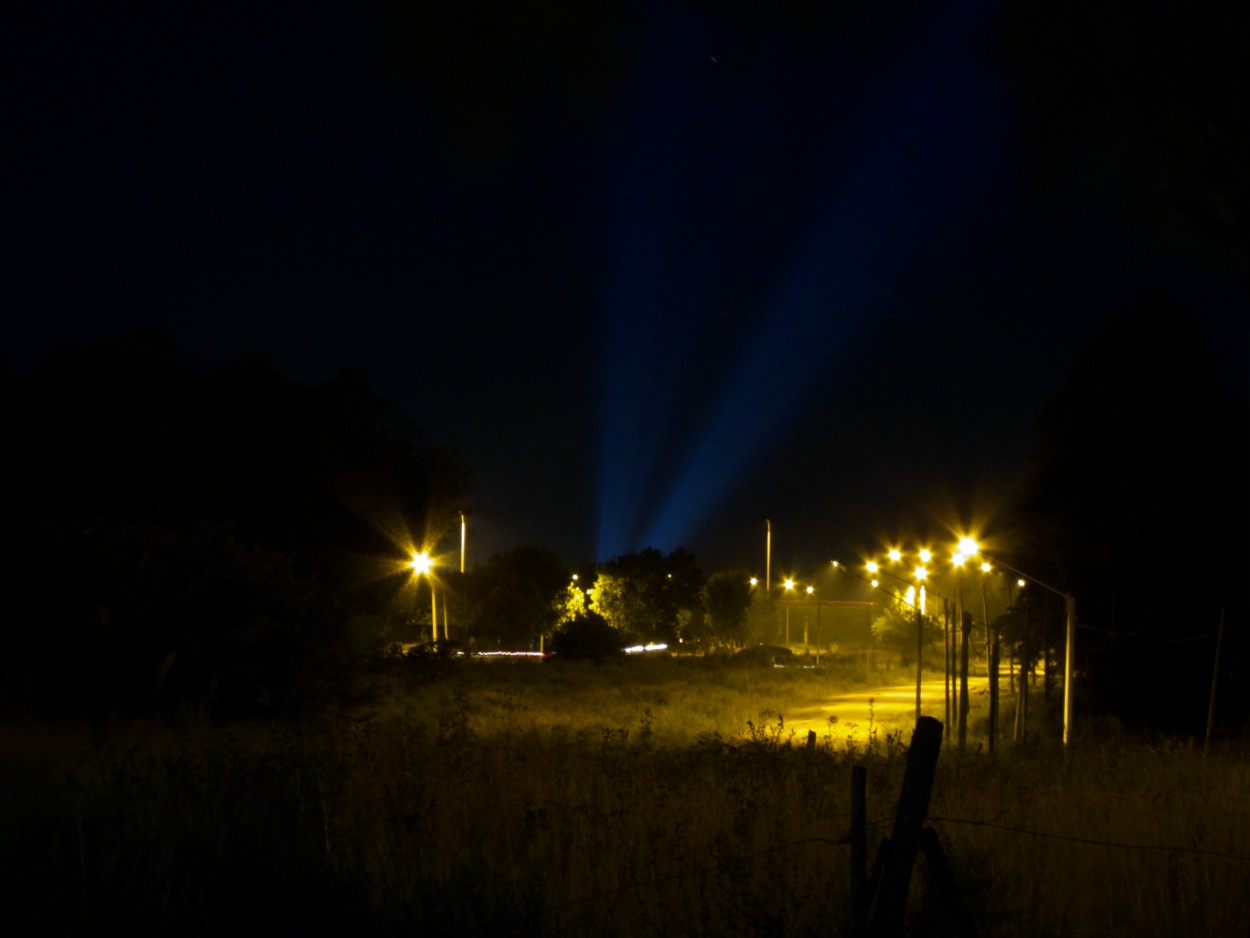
[{"xmin": 784, "ymin": 676, "xmax": 992, "ymax": 746}]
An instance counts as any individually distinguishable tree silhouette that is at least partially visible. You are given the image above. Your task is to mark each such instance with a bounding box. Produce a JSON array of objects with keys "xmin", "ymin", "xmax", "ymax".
[
  {"xmin": 466, "ymin": 546, "xmax": 569, "ymax": 649},
  {"xmin": 1016, "ymin": 294, "xmax": 1248, "ymax": 732},
  {"xmin": 0, "ymin": 329, "xmax": 472, "ymax": 717}
]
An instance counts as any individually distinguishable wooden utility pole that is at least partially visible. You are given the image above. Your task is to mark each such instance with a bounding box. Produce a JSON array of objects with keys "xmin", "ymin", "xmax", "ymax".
[
  {"xmin": 944, "ymin": 599, "xmax": 953, "ymax": 736},
  {"xmin": 915, "ymin": 599, "xmax": 923, "ymax": 723},
  {"xmin": 984, "ymin": 575, "xmax": 997, "ymax": 755},
  {"xmin": 958, "ymin": 607, "xmax": 971, "ymax": 753}
]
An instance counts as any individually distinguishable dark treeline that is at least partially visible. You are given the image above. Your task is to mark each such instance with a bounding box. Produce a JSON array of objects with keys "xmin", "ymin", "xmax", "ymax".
[
  {"xmin": 1012, "ymin": 294, "xmax": 1249, "ymax": 735},
  {"xmin": 0, "ymin": 328, "xmax": 471, "ymax": 719}
]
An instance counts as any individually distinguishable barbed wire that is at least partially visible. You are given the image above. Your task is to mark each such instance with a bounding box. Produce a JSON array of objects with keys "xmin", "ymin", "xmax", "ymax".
[
  {"xmin": 928, "ymin": 814, "xmax": 1250, "ymax": 862},
  {"xmin": 470, "ymin": 802, "xmax": 1250, "ymax": 936},
  {"xmin": 472, "ymin": 819, "xmax": 897, "ymax": 935}
]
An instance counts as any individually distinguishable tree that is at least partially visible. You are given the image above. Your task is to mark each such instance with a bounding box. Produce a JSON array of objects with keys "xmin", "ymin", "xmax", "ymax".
[
  {"xmin": 1015, "ymin": 294, "xmax": 1248, "ymax": 731},
  {"xmin": 467, "ymin": 546, "xmax": 569, "ymax": 649},
  {"xmin": 703, "ymin": 568, "xmax": 755, "ymax": 645},
  {"xmin": 591, "ymin": 547, "xmax": 706, "ymax": 643},
  {"xmin": 550, "ymin": 610, "xmax": 622, "ymax": 664},
  {"xmin": 0, "ymin": 329, "xmax": 473, "ymax": 717},
  {"xmin": 870, "ymin": 605, "xmax": 942, "ymax": 668},
  {"xmin": 588, "ymin": 572, "xmax": 649, "ymax": 644}
]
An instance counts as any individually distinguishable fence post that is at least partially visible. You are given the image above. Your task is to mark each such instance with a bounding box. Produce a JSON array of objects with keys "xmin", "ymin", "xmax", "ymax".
[
  {"xmin": 851, "ymin": 764, "xmax": 868, "ymax": 936},
  {"xmin": 869, "ymin": 716, "xmax": 944, "ymax": 937}
]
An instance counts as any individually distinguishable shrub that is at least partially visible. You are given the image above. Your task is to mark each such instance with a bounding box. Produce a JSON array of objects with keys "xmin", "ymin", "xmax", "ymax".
[{"xmin": 550, "ymin": 611, "xmax": 623, "ymax": 663}]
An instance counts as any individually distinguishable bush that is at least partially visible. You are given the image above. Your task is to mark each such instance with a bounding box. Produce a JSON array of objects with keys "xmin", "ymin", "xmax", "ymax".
[{"xmin": 550, "ymin": 611, "xmax": 623, "ymax": 663}]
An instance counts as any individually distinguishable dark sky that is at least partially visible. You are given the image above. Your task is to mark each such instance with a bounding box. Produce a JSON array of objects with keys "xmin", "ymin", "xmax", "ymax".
[{"xmin": 6, "ymin": 1, "xmax": 1246, "ymax": 575}]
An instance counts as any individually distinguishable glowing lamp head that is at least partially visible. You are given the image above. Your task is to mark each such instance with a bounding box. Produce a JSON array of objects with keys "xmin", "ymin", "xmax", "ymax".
[
  {"xmin": 918, "ymin": 549, "xmax": 933, "ymax": 563},
  {"xmin": 783, "ymin": 578, "xmax": 795, "ymax": 591},
  {"xmin": 411, "ymin": 551, "xmax": 433, "ymax": 575},
  {"xmin": 981, "ymin": 562, "xmax": 992, "ymax": 573},
  {"xmin": 866, "ymin": 560, "xmax": 880, "ymax": 574},
  {"xmin": 914, "ymin": 566, "xmax": 928, "ymax": 581},
  {"xmin": 887, "ymin": 549, "xmax": 902, "ymax": 562},
  {"xmin": 957, "ymin": 537, "xmax": 979, "ymax": 557},
  {"xmin": 806, "ymin": 585, "xmax": 814, "ymax": 595},
  {"xmin": 952, "ymin": 552, "xmax": 967, "ymax": 567}
]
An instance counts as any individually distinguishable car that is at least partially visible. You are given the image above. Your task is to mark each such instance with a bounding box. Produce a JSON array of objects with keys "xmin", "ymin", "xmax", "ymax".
[{"xmin": 731, "ymin": 644, "xmax": 796, "ymax": 667}]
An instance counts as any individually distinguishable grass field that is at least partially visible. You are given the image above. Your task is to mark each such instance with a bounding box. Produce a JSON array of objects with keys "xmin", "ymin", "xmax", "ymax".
[{"xmin": 2, "ymin": 654, "xmax": 1246, "ymax": 936}]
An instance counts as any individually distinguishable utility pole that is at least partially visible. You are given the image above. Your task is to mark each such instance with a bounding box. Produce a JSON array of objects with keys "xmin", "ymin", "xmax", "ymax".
[
  {"xmin": 984, "ymin": 572, "xmax": 997, "ymax": 755},
  {"xmin": 957, "ymin": 584, "xmax": 970, "ymax": 752},
  {"xmin": 915, "ymin": 596, "xmax": 923, "ymax": 723}
]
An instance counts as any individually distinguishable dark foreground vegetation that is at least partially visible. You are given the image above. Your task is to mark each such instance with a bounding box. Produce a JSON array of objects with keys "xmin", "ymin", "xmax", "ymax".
[{"xmin": 3, "ymin": 658, "xmax": 1247, "ymax": 937}]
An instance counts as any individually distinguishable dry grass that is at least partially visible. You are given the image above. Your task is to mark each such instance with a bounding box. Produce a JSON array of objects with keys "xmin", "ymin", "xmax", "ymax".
[{"xmin": 2, "ymin": 656, "xmax": 1246, "ymax": 936}]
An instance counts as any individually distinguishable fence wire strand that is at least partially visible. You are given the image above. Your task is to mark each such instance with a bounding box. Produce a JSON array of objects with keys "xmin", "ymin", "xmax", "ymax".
[{"xmin": 928, "ymin": 813, "xmax": 1250, "ymax": 862}]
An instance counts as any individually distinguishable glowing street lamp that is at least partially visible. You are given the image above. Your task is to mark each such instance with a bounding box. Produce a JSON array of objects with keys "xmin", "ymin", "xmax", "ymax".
[
  {"xmin": 783, "ymin": 578, "xmax": 796, "ymax": 644},
  {"xmin": 805, "ymin": 584, "xmax": 815, "ymax": 648},
  {"xmin": 952, "ymin": 544, "xmax": 998, "ymax": 751},
  {"xmin": 411, "ymin": 551, "xmax": 438, "ymax": 644},
  {"xmin": 876, "ymin": 550, "xmax": 929, "ymax": 723},
  {"xmin": 955, "ymin": 537, "xmax": 1077, "ymax": 748}
]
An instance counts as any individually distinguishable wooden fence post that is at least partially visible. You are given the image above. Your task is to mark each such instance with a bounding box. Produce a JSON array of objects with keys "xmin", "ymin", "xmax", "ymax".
[
  {"xmin": 851, "ymin": 764, "xmax": 868, "ymax": 936},
  {"xmin": 869, "ymin": 716, "xmax": 943, "ymax": 937}
]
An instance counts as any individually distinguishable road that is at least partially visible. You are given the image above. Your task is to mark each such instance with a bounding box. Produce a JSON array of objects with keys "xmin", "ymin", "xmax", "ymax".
[{"xmin": 784, "ymin": 676, "xmax": 992, "ymax": 745}]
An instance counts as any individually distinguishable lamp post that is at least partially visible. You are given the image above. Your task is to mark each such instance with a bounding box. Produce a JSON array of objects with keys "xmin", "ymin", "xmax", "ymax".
[
  {"xmin": 913, "ymin": 565, "xmax": 927, "ymax": 723},
  {"xmin": 783, "ymin": 578, "xmax": 795, "ymax": 645},
  {"xmin": 805, "ymin": 585, "xmax": 814, "ymax": 648},
  {"xmin": 958, "ymin": 539, "xmax": 1077, "ymax": 748},
  {"xmin": 411, "ymin": 551, "xmax": 438, "ymax": 644},
  {"xmin": 870, "ymin": 553, "xmax": 928, "ymax": 724}
]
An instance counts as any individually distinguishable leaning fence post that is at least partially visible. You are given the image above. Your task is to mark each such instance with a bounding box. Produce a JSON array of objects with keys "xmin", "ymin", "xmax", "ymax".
[
  {"xmin": 869, "ymin": 716, "xmax": 944, "ymax": 937},
  {"xmin": 851, "ymin": 764, "xmax": 868, "ymax": 936}
]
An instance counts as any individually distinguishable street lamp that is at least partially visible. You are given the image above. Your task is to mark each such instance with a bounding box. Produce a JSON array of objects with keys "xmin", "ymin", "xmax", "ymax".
[
  {"xmin": 411, "ymin": 551, "xmax": 438, "ymax": 644},
  {"xmin": 783, "ymin": 578, "xmax": 795, "ymax": 644},
  {"xmin": 805, "ymin": 584, "xmax": 815, "ymax": 649},
  {"xmin": 874, "ymin": 551, "xmax": 929, "ymax": 724},
  {"xmin": 956, "ymin": 538, "xmax": 1077, "ymax": 748}
]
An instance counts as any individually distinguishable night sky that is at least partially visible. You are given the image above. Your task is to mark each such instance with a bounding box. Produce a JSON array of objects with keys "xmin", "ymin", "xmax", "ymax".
[{"xmin": 7, "ymin": 1, "xmax": 1246, "ymax": 574}]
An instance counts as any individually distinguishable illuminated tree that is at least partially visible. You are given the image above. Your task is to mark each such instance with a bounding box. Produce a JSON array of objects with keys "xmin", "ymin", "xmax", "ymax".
[
  {"xmin": 588, "ymin": 572, "xmax": 648, "ymax": 643},
  {"xmin": 592, "ymin": 547, "xmax": 706, "ymax": 643}
]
